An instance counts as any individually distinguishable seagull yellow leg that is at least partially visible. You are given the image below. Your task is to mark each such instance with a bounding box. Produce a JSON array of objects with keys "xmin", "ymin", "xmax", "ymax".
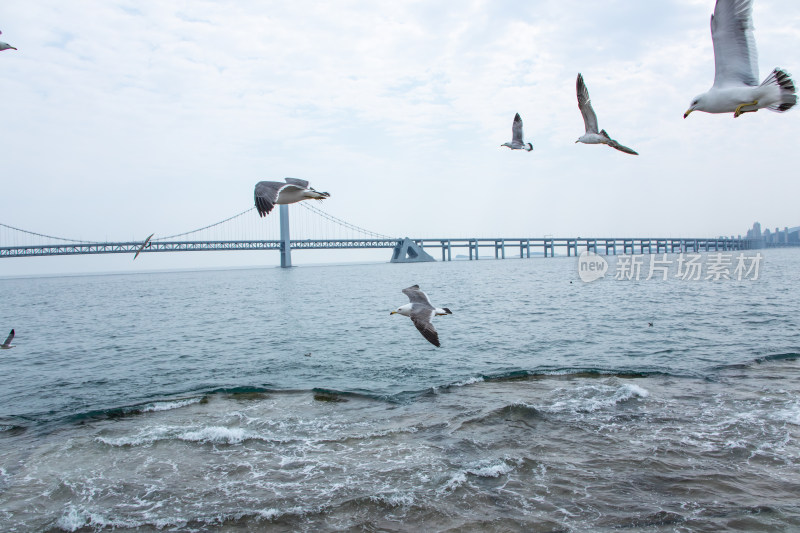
[{"xmin": 733, "ymin": 100, "xmax": 759, "ymax": 118}]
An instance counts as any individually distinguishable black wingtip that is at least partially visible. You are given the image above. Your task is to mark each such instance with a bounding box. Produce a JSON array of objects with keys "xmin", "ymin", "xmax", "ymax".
[{"xmin": 442, "ymin": 308, "xmax": 453, "ymax": 315}]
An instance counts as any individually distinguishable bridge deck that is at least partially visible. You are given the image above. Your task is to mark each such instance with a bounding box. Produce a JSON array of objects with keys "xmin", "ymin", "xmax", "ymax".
[{"xmin": 0, "ymin": 237, "xmax": 756, "ymax": 259}]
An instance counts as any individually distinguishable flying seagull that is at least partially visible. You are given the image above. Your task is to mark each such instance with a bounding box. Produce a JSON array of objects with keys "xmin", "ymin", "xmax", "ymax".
[
  {"xmin": 575, "ymin": 73, "xmax": 638, "ymax": 155},
  {"xmin": 1, "ymin": 329, "xmax": 15, "ymax": 349},
  {"xmin": 133, "ymin": 233, "xmax": 154, "ymax": 260},
  {"xmin": 684, "ymin": 0, "xmax": 796, "ymax": 119},
  {"xmin": 501, "ymin": 113, "xmax": 533, "ymax": 151},
  {"xmin": 390, "ymin": 285, "xmax": 452, "ymax": 347},
  {"xmin": 0, "ymin": 31, "xmax": 16, "ymax": 52},
  {"xmin": 254, "ymin": 178, "xmax": 330, "ymax": 217}
]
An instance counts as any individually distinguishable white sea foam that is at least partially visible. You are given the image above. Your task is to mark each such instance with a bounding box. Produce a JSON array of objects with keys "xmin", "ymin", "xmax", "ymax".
[
  {"xmin": 438, "ymin": 460, "xmax": 513, "ymax": 495},
  {"xmin": 454, "ymin": 376, "xmax": 484, "ymax": 387},
  {"xmin": 55, "ymin": 505, "xmax": 143, "ymax": 532},
  {"xmin": 55, "ymin": 505, "xmax": 86, "ymax": 532},
  {"xmin": 141, "ymin": 398, "xmax": 201, "ymax": 413},
  {"xmin": 179, "ymin": 426, "xmax": 249, "ymax": 444},
  {"xmin": 438, "ymin": 472, "xmax": 467, "ymax": 494},
  {"xmin": 97, "ymin": 424, "xmax": 257, "ymax": 447},
  {"xmin": 467, "ymin": 461, "xmax": 514, "ymax": 478},
  {"xmin": 548, "ymin": 382, "xmax": 650, "ymax": 414}
]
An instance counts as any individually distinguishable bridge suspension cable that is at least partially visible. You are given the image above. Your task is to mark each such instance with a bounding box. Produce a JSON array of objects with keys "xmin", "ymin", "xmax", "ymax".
[
  {"xmin": 2, "ymin": 201, "xmax": 395, "ymax": 250},
  {"xmin": 152, "ymin": 207, "xmax": 257, "ymax": 241},
  {"xmin": 0, "ymin": 222, "xmax": 98, "ymax": 244},
  {"xmin": 298, "ymin": 202, "xmax": 395, "ymax": 239}
]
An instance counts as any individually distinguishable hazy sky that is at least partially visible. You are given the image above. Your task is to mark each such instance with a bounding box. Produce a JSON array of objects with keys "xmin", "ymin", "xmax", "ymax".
[{"xmin": 1, "ymin": 0, "xmax": 799, "ymax": 275}]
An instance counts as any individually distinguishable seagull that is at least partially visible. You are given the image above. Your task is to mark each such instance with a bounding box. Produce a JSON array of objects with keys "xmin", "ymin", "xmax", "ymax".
[
  {"xmin": 684, "ymin": 0, "xmax": 796, "ymax": 119},
  {"xmin": 133, "ymin": 233, "xmax": 154, "ymax": 260},
  {"xmin": 501, "ymin": 113, "xmax": 533, "ymax": 151},
  {"xmin": 1, "ymin": 329, "xmax": 15, "ymax": 349},
  {"xmin": 0, "ymin": 31, "xmax": 16, "ymax": 52},
  {"xmin": 575, "ymin": 73, "xmax": 638, "ymax": 155},
  {"xmin": 254, "ymin": 178, "xmax": 330, "ymax": 217},
  {"xmin": 390, "ymin": 285, "xmax": 452, "ymax": 347}
]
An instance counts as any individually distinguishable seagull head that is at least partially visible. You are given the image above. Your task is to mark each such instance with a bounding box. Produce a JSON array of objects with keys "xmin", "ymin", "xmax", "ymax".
[
  {"xmin": 390, "ymin": 304, "xmax": 412, "ymax": 317},
  {"xmin": 684, "ymin": 95, "xmax": 704, "ymax": 118},
  {"xmin": 309, "ymin": 187, "xmax": 330, "ymax": 197}
]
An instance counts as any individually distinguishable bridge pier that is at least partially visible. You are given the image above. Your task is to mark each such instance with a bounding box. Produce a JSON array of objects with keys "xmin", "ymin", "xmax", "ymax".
[
  {"xmin": 495, "ymin": 239, "xmax": 505, "ymax": 259},
  {"xmin": 623, "ymin": 239, "xmax": 634, "ymax": 255},
  {"xmin": 280, "ymin": 204, "xmax": 292, "ymax": 268},
  {"xmin": 441, "ymin": 240, "xmax": 451, "ymax": 261},
  {"xmin": 470, "ymin": 239, "xmax": 479, "ymax": 260}
]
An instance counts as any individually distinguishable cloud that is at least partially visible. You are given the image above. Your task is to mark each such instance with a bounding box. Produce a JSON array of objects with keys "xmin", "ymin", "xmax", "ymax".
[{"xmin": 1, "ymin": 0, "xmax": 799, "ymax": 274}]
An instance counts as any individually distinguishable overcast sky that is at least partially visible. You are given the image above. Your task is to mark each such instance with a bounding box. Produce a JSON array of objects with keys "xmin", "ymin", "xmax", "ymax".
[{"xmin": 1, "ymin": 0, "xmax": 799, "ymax": 275}]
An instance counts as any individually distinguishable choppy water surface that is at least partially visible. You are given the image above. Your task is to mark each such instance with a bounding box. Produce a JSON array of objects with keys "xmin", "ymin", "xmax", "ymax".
[{"xmin": 1, "ymin": 251, "xmax": 799, "ymax": 531}]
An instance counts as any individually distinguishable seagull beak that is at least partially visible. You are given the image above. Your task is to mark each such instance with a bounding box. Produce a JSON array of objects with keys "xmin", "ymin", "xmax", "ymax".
[
  {"xmin": 684, "ymin": 109, "xmax": 693, "ymax": 119},
  {"xmin": 390, "ymin": 311, "xmax": 396, "ymax": 315}
]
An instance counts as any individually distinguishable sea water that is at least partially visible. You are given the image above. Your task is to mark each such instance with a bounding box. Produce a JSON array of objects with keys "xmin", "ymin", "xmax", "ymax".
[{"xmin": 1, "ymin": 251, "xmax": 799, "ymax": 531}]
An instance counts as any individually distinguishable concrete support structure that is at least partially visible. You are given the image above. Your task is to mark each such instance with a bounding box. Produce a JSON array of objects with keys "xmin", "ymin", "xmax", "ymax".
[
  {"xmin": 390, "ymin": 238, "xmax": 435, "ymax": 263},
  {"xmin": 279, "ymin": 204, "xmax": 292, "ymax": 268}
]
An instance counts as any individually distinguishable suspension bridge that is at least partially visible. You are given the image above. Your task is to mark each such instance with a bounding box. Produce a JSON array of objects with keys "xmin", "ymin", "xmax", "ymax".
[{"xmin": 1, "ymin": 202, "xmax": 754, "ymax": 267}]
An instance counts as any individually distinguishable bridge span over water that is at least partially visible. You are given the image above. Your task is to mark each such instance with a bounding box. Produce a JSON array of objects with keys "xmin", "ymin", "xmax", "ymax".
[{"xmin": 1, "ymin": 203, "xmax": 755, "ymax": 267}]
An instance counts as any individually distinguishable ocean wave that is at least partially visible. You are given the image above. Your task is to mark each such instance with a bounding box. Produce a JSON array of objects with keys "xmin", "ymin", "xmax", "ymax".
[
  {"xmin": 97, "ymin": 425, "xmax": 259, "ymax": 447},
  {"xmin": 547, "ymin": 382, "xmax": 649, "ymax": 414},
  {"xmin": 713, "ymin": 352, "xmax": 800, "ymax": 372},
  {"xmin": 179, "ymin": 426, "xmax": 250, "ymax": 444},
  {"xmin": 55, "ymin": 504, "xmax": 143, "ymax": 532},
  {"xmin": 141, "ymin": 397, "xmax": 202, "ymax": 413},
  {"xmin": 438, "ymin": 459, "xmax": 515, "ymax": 494}
]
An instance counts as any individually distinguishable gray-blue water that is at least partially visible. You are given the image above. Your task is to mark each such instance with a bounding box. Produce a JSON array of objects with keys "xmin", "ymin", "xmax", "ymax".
[{"xmin": 1, "ymin": 251, "xmax": 799, "ymax": 531}]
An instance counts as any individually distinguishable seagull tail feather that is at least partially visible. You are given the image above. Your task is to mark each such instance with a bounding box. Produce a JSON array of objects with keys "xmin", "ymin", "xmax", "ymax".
[{"xmin": 762, "ymin": 68, "xmax": 797, "ymax": 112}]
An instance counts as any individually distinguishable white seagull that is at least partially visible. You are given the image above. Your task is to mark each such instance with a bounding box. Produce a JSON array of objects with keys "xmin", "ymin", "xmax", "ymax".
[
  {"xmin": 0, "ymin": 31, "xmax": 16, "ymax": 52},
  {"xmin": 501, "ymin": 113, "xmax": 533, "ymax": 151},
  {"xmin": 390, "ymin": 285, "xmax": 452, "ymax": 347},
  {"xmin": 254, "ymin": 178, "xmax": 330, "ymax": 217},
  {"xmin": 1, "ymin": 329, "xmax": 15, "ymax": 349},
  {"xmin": 575, "ymin": 74, "xmax": 638, "ymax": 155},
  {"xmin": 684, "ymin": 0, "xmax": 796, "ymax": 119}
]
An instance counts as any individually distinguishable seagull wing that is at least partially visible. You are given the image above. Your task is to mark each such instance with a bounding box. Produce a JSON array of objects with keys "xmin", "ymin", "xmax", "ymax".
[
  {"xmin": 284, "ymin": 178, "xmax": 309, "ymax": 189},
  {"xmin": 410, "ymin": 309, "xmax": 440, "ymax": 347},
  {"xmin": 254, "ymin": 181, "xmax": 288, "ymax": 217},
  {"xmin": 711, "ymin": 0, "xmax": 759, "ymax": 88},
  {"xmin": 3, "ymin": 329, "xmax": 14, "ymax": 347},
  {"xmin": 402, "ymin": 285, "xmax": 434, "ymax": 307},
  {"xmin": 576, "ymin": 74, "xmax": 599, "ymax": 134},
  {"xmin": 607, "ymin": 139, "xmax": 639, "ymax": 155},
  {"xmin": 511, "ymin": 113, "xmax": 525, "ymax": 145},
  {"xmin": 600, "ymin": 130, "xmax": 638, "ymax": 155}
]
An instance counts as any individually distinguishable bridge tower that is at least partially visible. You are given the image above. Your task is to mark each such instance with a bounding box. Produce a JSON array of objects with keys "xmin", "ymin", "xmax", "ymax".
[{"xmin": 280, "ymin": 204, "xmax": 291, "ymax": 268}]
